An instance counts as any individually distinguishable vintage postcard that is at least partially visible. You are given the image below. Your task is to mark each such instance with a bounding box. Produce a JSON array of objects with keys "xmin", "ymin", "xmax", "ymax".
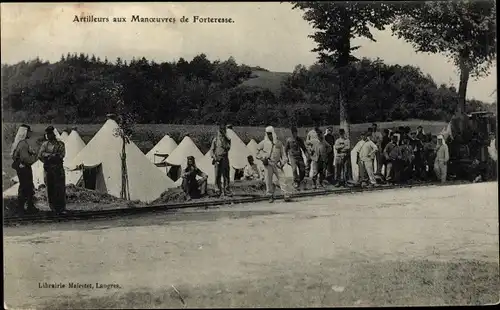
[{"xmin": 2, "ymin": 1, "xmax": 498, "ymax": 309}]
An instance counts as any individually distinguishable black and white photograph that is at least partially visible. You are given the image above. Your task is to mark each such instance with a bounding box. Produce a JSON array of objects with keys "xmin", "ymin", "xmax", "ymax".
[{"xmin": 2, "ymin": 1, "xmax": 498, "ymax": 308}]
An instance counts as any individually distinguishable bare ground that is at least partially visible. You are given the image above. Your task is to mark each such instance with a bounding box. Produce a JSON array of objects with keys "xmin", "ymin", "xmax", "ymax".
[{"xmin": 3, "ymin": 182, "xmax": 499, "ymax": 308}]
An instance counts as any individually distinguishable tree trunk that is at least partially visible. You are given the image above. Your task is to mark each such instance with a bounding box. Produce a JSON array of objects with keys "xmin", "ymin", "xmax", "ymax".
[
  {"xmin": 339, "ymin": 88, "xmax": 350, "ymax": 139},
  {"xmin": 120, "ymin": 136, "xmax": 130, "ymax": 200},
  {"xmin": 337, "ymin": 12, "xmax": 351, "ymax": 140},
  {"xmin": 451, "ymin": 57, "xmax": 471, "ymax": 142},
  {"xmin": 457, "ymin": 58, "xmax": 470, "ymax": 115}
]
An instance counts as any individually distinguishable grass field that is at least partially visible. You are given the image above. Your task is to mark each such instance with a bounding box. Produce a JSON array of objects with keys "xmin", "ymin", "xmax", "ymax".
[
  {"xmin": 2, "ymin": 120, "xmax": 447, "ymax": 191},
  {"xmin": 240, "ymin": 70, "xmax": 291, "ymax": 94}
]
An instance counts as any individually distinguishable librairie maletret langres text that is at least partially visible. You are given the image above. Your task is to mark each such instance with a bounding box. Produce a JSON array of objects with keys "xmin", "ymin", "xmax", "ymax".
[
  {"xmin": 73, "ymin": 15, "xmax": 234, "ymax": 23},
  {"xmin": 39, "ymin": 282, "xmax": 121, "ymax": 290}
]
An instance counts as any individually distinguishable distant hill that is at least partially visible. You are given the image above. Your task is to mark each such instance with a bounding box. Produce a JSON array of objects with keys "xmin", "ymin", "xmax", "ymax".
[{"xmin": 240, "ymin": 69, "xmax": 291, "ymax": 94}]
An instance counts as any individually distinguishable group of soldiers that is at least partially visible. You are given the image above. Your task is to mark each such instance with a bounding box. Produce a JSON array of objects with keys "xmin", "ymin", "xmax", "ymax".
[
  {"xmin": 11, "ymin": 125, "xmax": 67, "ymax": 215},
  {"xmin": 12, "ymin": 122, "xmax": 495, "ymax": 213},
  {"xmin": 181, "ymin": 122, "xmax": 497, "ymax": 203}
]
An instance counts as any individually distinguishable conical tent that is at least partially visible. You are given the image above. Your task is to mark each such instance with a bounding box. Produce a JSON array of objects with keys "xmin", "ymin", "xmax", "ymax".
[
  {"xmin": 63, "ymin": 129, "xmax": 86, "ymax": 185},
  {"xmin": 226, "ymin": 129, "xmax": 253, "ymax": 170},
  {"xmin": 247, "ymin": 139, "xmax": 259, "ymax": 158},
  {"xmin": 67, "ymin": 119, "xmax": 175, "ymax": 202},
  {"xmin": 3, "ymin": 183, "xmax": 19, "ymax": 198},
  {"xmin": 165, "ymin": 136, "xmax": 204, "ymax": 169},
  {"xmin": 60, "ymin": 131, "xmax": 69, "ymax": 143},
  {"xmin": 146, "ymin": 135, "xmax": 178, "ymax": 163},
  {"xmin": 54, "ymin": 128, "xmax": 62, "ymax": 141}
]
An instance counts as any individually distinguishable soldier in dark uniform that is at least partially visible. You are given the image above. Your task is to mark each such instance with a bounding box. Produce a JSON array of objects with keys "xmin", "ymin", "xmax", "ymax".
[
  {"xmin": 11, "ymin": 124, "xmax": 39, "ymax": 215},
  {"xmin": 38, "ymin": 126, "xmax": 66, "ymax": 215}
]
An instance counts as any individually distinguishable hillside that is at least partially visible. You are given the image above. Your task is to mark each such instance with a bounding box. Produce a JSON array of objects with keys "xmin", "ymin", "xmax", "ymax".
[{"xmin": 240, "ymin": 70, "xmax": 291, "ymax": 94}]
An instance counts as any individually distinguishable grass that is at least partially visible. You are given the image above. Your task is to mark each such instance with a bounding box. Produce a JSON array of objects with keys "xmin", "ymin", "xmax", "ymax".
[
  {"xmin": 239, "ymin": 70, "xmax": 291, "ymax": 94},
  {"xmin": 37, "ymin": 259, "xmax": 499, "ymax": 308}
]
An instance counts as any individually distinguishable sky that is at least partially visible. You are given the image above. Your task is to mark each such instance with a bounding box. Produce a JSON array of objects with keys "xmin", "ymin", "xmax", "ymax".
[{"xmin": 1, "ymin": 2, "xmax": 497, "ymax": 103}]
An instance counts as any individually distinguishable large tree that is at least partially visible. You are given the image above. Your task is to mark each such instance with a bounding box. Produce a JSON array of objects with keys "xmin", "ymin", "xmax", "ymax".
[
  {"xmin": 289, "ymin": 1, "xmax": 399, "ymax": 137},
  {"xmin": 392, "ymin": 0, "xmax": 496, "ymax": 115}
]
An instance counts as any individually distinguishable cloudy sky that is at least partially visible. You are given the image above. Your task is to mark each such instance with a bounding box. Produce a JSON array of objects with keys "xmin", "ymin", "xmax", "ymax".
[{"xmin": 1, "ymin": 2, "xmax": 497, "ymax": 103}]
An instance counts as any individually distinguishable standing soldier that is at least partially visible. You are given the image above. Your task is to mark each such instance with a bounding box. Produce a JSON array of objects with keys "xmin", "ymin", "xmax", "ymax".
[
  {"xmin": 371, "ymin": 123, "xmax": 383, "ymax": 175},
  {"xmin": 256, "ymin": 126, "xmax": 292, "ymax": 203},
  {"xmin": 383, "ymin": 135, "xmax": 401, "ymax": 183},
  {"xmin": 380, "ymin": 129, "xmax": 391, "ymax": 179},
  {"xmin": 324, "ymin": 127, "xmax": 336, "ymax": 182},
  {"xmin": 310, "ymin": 130, "xmax": 331, "ymax": 189},
  {"xmin": 305, "ymin": 123, "xmax": 321, "ymax": 176},
  {"xmin": 334, "ymin": 129, "xmax": 351, "ymax": 187},
  {"xmin": 434, "ymin": 135, "xmax": 450, "ymax": 183},
  {"xmin": 210, "ymin": 123, "xmax": 232, "ymax": 197},
  {"xmin": 357, "ymin": 132, "xmax": 378, "ymax": 187},
  {"xmin": 409, "ymin": 131, "xmax": 425, "ymax": 180},
  {"xmin": 284, "ymin": 126, "xmax": 309, "ymax": 189},
  {"xmin": 11, "ymin": 124, "xmax": 39, "ymax": 215},
  {"xmin": 399, "ymin": 138, "xmax": 415, "ymax": 184},
  {"xmin": 38, "ymin": 126, "xmax": 66, "ymax": 215}
]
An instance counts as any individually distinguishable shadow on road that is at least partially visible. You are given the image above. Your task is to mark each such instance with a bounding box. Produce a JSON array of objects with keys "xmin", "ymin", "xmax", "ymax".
[{"xmin": 4, "ymin": 208, "xmax": 284, "ymax": 236}]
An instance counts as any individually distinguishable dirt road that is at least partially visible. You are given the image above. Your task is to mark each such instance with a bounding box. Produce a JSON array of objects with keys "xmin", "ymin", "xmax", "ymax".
[{"xmin": 4, "ymin": 182, "xmax": 499, "ymax": 308}]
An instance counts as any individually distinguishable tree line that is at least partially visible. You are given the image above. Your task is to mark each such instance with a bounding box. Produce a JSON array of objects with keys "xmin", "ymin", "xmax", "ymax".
[
  {"xmin": 1, "ymin": 53, "xmax": 495, "ymax": 127},
  {"xmin": 289, "ymin": 0, "xmax": 496, "ymax": 136}
]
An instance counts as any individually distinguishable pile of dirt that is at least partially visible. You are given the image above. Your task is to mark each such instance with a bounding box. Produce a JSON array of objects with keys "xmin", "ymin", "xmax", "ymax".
[
  {"xmin": 4, "ymin": 185, "xmax": 146, "ymax": 215},
  {"xmin": 33, "ymin": 184, "xmax": 125, "ymax": 204},
  {"xmin": 150, "ymin": 180, "xmax": 268, "ymax": 205}
]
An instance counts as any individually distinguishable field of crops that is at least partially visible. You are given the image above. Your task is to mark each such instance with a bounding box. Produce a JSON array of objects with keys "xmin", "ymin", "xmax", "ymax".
[{"xmin": 2, "ymin": 120, "xmax": 447, "ymax": 191}]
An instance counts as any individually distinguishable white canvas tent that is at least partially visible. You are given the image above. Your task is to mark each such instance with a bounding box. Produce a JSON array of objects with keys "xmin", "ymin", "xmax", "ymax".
[
  {"xmin": 67, "ymin": 118, "xmax": 175, "ymax": 202},
  {"xmin": 226, "ymin": 129, "xmax": 254, "ymax": 170},
  {"xmin": 53, "ymin": 127, "xmax": 62, "ymax": 141},
  {"xmin": 63, "ymin": 129, "xmax": 86, "ymax": 185},
  {"xmin": 165, "ymin": 135, "xmax": 204, "ymax": 170},
  {"xmin": 3, "ymin": 183, "xmax": 19, "ymax": 198},
  {"xmin": 146, "ymin": 135, "xmax": 178, "ymax": 164},
  {"xmin": 146, "ymin": 135, "xmax": 178, "ymax": 174},
  {"xmin": 247, "ymin": 139, "xmax": 259, "ymax": 158},
  {"xmin": 60, "ymin": 131, "xmax": 69, "ymax": 142}
]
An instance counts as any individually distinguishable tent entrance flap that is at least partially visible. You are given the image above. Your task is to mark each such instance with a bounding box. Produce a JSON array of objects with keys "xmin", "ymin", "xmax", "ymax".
[
  {"xmin": 82, "ymin": 164, "xmax": 105, "ymax": 192},
  {"xmin": 168, "ymin": 165, "xmax": 181, "ymax": 182}
]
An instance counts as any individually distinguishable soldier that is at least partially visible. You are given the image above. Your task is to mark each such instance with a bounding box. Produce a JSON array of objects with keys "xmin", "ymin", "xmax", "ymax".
[
  {"xmin": 310, "ymin": 130, "xmax": 331, "ymax": 189},
  {"xmin": 181, "ymin": 156, "xmax": 208, "ymax": 200},
  {"xmin": 38, "ymin": 126, "xmax": 66, "ymax": 215},
  {"xmin": 11, "ymin": 124, "xmax": 39, "ymax": 215},
  {"xmin": 334, "ymin": 129, "xmax": 350, "ymax": 187},
  {"xmin": 284, "ymin": 126, "xmax": 309, "ymax": 189},
  {"xmin": 210, "ymin": 123, "xmax": 232, "ymax": 197},
  {"xmin": 256, "ymin": 126, "xmax": 292, "ymax": 203}
]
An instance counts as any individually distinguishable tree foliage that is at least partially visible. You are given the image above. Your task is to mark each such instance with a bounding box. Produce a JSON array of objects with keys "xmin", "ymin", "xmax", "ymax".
[
  {"xmin": 289, "ymin": 1, "xmax": 400, "ymax": 137},
  {"xmin": 392, "ymin": 0, "xmax": 497, "ymax": 113},
  {"xmin": 1, "ymin": 54, "xmax": 494, "ymax": 128}
]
